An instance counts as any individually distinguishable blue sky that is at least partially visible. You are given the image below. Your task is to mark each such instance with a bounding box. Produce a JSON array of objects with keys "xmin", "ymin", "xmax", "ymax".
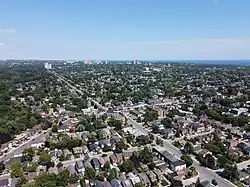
[{"xmin": 0, "ymin": 0, "xmax": 250, "ymax": 60}]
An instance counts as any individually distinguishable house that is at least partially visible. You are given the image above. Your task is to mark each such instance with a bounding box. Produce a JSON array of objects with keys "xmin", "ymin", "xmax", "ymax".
[
  {"xmin": 58, "ymin": 122, "xmax": 70, "ymax": 132},
  {"xmin": 82, "ymin": 146, "xmax": 89, "ymax": 154},
  {"xmin": 238, "ymin": 142, "xmax": 249, "ymax": 151},
  {"xmin": 50, "ymin": 150, "xmax": 57, "ymax": 158},
  {"xmin": 63, "ymin": 149, "xmax": 72, "ymax": 157},
  {"xmin": 153, "ymin": 159, "xmax": 166, "ymax": 167},
  {"xmin": 75, "ymin": 161, "xmax": 85, "ymax": 173},
  {"xmin": 129, "ymin": 110, "xmax": 142, "ymax": 118},
  {"xmin": 94, "ymin": 181, "xmax": 112, "ymax": 187},
  {"xmin": 193, "ymin": 143, "xmax": 202, "ymax": 153},
  {"xmin": 225, "ymin": 139, "xmax": 239, "ymax": 150},
  {"xmin": 141, "ymin": 164, "xmax": 149, "ymax": 171},
  {"xmin": 153, "ymin": 169, "xmax": 163, "ymax": 180},
  {"xmin": 138, "ymin": 173, "xmax": 150, "ymax": 186},
  {"xmin": 122, "ymin": 152, "xmax": 132, "ymax": 160},
  {"xmin": 161, "ymin": 128, "xmax": 175, "ymax": 139},
  {"xmin": 110, "ymin": 155, "xmax": 118, "ymax": 166},
  {"xmin": 84, "ymin": 160, "xmax": 93, "ymax": 169},
  {"xmin": 152, "ymin": 105, "xmax": 168, "ymax": 118},
  {"xmin": 146, "ymin": 171, "xmax": 157, "ymax": 183},
  {"xmin": 67, "ymin": 165, "xmax": 77, "ymax": 175},
  {"xmin": 110, "ymin": 179, "xmax": 122, "ymax": 187},
  {"xmin": 127, "ymin": 173, "xmax": 141, "ymax": 186},
  {"xmin": 88, "ymin": 142, "xmax": 100, "ymax": 152},
  {"xmin": 115, "ymin": 153, "xmax": 123, "ymax": 164},
  {"xmin": 110, "ymin": 137, "xmax": 121, "ymax": 146},
  {"xmin": 10, "ymin": 178, "xmax": 19, "ymax": 187},
  {"xmin": 176, "ymin": 168, "xmax": 188, "ymax": 180},
  {"xmin": 99, "ymin": 139, "xmax": 112, "ymax": 149},
  {"xmin": 91, "ymin": 158, "xmax": 101, "ymax": 171},
  {"xmin": 157, "ymin": 163, "xmax": 169, "ymax": 173},
  {"xmin": 98, "ymin": 157, "xmax": 105, "ymax": 168},
  {"xmin": 24, "ymin": 172, "xmax": 38, "ymax": 181},
  {"xmin": 108, "ymin": 113, "xmax": 126, "ymax": 125},
  {"xmin": 191, "ymin": 122, "xmax": 205, "ymax": 133},
  {"xmin": 101, "ymin": 129, "xmax": 112, "ymax": 139},
  {"xmin": 243, "ymin": 146, "xmax": 250, "ymax": 156},
  {"xmin": 160, "ymin": 151, "xmax": 186, "ymax": 171},
  {"xmin": 81, "ymin": 132, "xmax": 89, "ymax": 141},
  {"xmin": 50, "ymin": 149, "xmax": 63, "ymax": 159},
  {"xmin": 120, "ymin": 179, "xmax": 133, "ymax": 187},
  {"xmin": 73, "ymin": 147, "xmax": 83, "ymax": 155},
  {"xmin": 0, "ymin": 179, "xmax": 8, "ymax": 187},
  {"xmin": 48, "ymin": 167, "xmax": 58, "ymax": 174},
  {"xmin": 130, "ymin": 154, "xmax": 140, "ymax": 169}
]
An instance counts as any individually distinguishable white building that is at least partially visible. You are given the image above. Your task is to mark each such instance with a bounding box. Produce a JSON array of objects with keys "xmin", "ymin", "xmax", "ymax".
[{"xmin": 44, "ymin": 63, "xmax": 52, "ymax": 70}]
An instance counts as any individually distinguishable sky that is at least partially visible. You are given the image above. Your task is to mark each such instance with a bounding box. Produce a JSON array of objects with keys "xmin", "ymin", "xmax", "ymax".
[{"xmin": 0, "ymin": 0, "xmax": 250, "ymax": 60}]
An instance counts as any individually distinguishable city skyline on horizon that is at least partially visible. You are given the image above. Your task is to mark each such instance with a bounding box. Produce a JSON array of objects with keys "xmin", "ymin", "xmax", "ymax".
[{"xmin": 1, "ymin": 0, "xmax": 250, "ymax": 60}]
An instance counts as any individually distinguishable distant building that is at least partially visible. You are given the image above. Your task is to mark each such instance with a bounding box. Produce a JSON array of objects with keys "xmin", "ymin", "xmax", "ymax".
[{"xmin": 44, "ymin": 63, "xmax": 52, "ymax": 70}]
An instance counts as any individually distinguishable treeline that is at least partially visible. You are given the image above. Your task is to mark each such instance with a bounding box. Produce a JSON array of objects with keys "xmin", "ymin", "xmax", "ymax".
[{"xmin": 0, "ymin": 66, "xmax": 50, "ymax": 144}]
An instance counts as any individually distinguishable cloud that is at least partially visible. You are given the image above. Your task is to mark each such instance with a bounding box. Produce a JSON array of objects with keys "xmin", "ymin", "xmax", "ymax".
[
  {"xmin": 0, "ymin": 28, "xmax": 16, "ymax": 33},
  {"xmin": 0, "ymin": 43, "xmax": 4, "ymax": 49}
]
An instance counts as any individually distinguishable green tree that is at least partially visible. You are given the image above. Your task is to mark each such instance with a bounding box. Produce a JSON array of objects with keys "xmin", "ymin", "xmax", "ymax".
[
  {"xmin": 170, "ymin": 179, "xmax": 183, "ymax": 187},
  {"xmin": 204, "ymin": 154, "xmax": 216, "ymax": 169},
  {"xmin": 103, "ymin": 162, "xmax": 110, "ymax": 172},
  {"xmin": 217, "ymin": 155, "xmax": 230, "ymax": 168},
  {"xmin": 139, "ymin": 147, "xmax": 153, "ymax": 164},
  {"xmin": 84, "ymin": 167, "xmax": 96, "ymax": 179},
  {"xmin": 22, "ymin": 148, "xmax": 35, "ymax": 162},
  {"xmin": 10, "ymin": 162, "xmax": 24, "ymax": 178},
  {"xmin": 29, "ymin": 116, "xmax": 37, "ymax": 126},
  {"xmin": 121, "ymin": 160, "xmax": 133, "ymax": 173},
  {"xmin": 26, "ymin": 163, "xmax": 38, "ymax": 172},
  {"xmin": 34, "ymin": 173, "xmax": 57, "ymax": 187},
  {"xmin": 136, "ymin": 135, "xmax": 152, "ymax": 146},
  {"xmin": 22, "ymin": 182, "xmax": 37, "ymax": 187},
  {"xmin": 116, "ymin": 141, "xmax": 127, "ymax": 151},
  {"xmin": 180, "ymin": 154, "xmax": 193, "ymax": 167},
  {"xmin": 52, "ymin": 124, "xmax": 58, "ymax": 133},
  {"xmin": 184, "ymin": 142, "xmax": 194, "ymax": 154},
  {"xmin": 134, "ymin": 183, "xmax": 144, "ymax": 187},
  {"xmin": 39, "ymin": 152, "xmax": 52, "ymax": 166},
  {"xmin": 108, "ymin": 168, "xmax": 118, "ymax": 181},
  {"xmin": 114, "ymin": 120, "xmax": 123, "ymax": 131},
  {"xmin": 69, "ymin": 173, "xmax": 79, "ymax": 184},
  {"xmin": 143, "ymin": 110, "xmax": 159, "ymax": 122},
  {"xmin": 161, "ymin": 117, "xmax": 173, "ymax": 128},
  {"xmin": 223, "ymin": 164, "xmax": 239, "ymax": 182}
]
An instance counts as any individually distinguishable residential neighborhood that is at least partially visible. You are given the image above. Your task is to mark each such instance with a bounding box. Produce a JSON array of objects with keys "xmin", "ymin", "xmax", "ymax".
[{"xmin": 0, "ymin": 60, "xmax": 249, "ymax": 187}]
